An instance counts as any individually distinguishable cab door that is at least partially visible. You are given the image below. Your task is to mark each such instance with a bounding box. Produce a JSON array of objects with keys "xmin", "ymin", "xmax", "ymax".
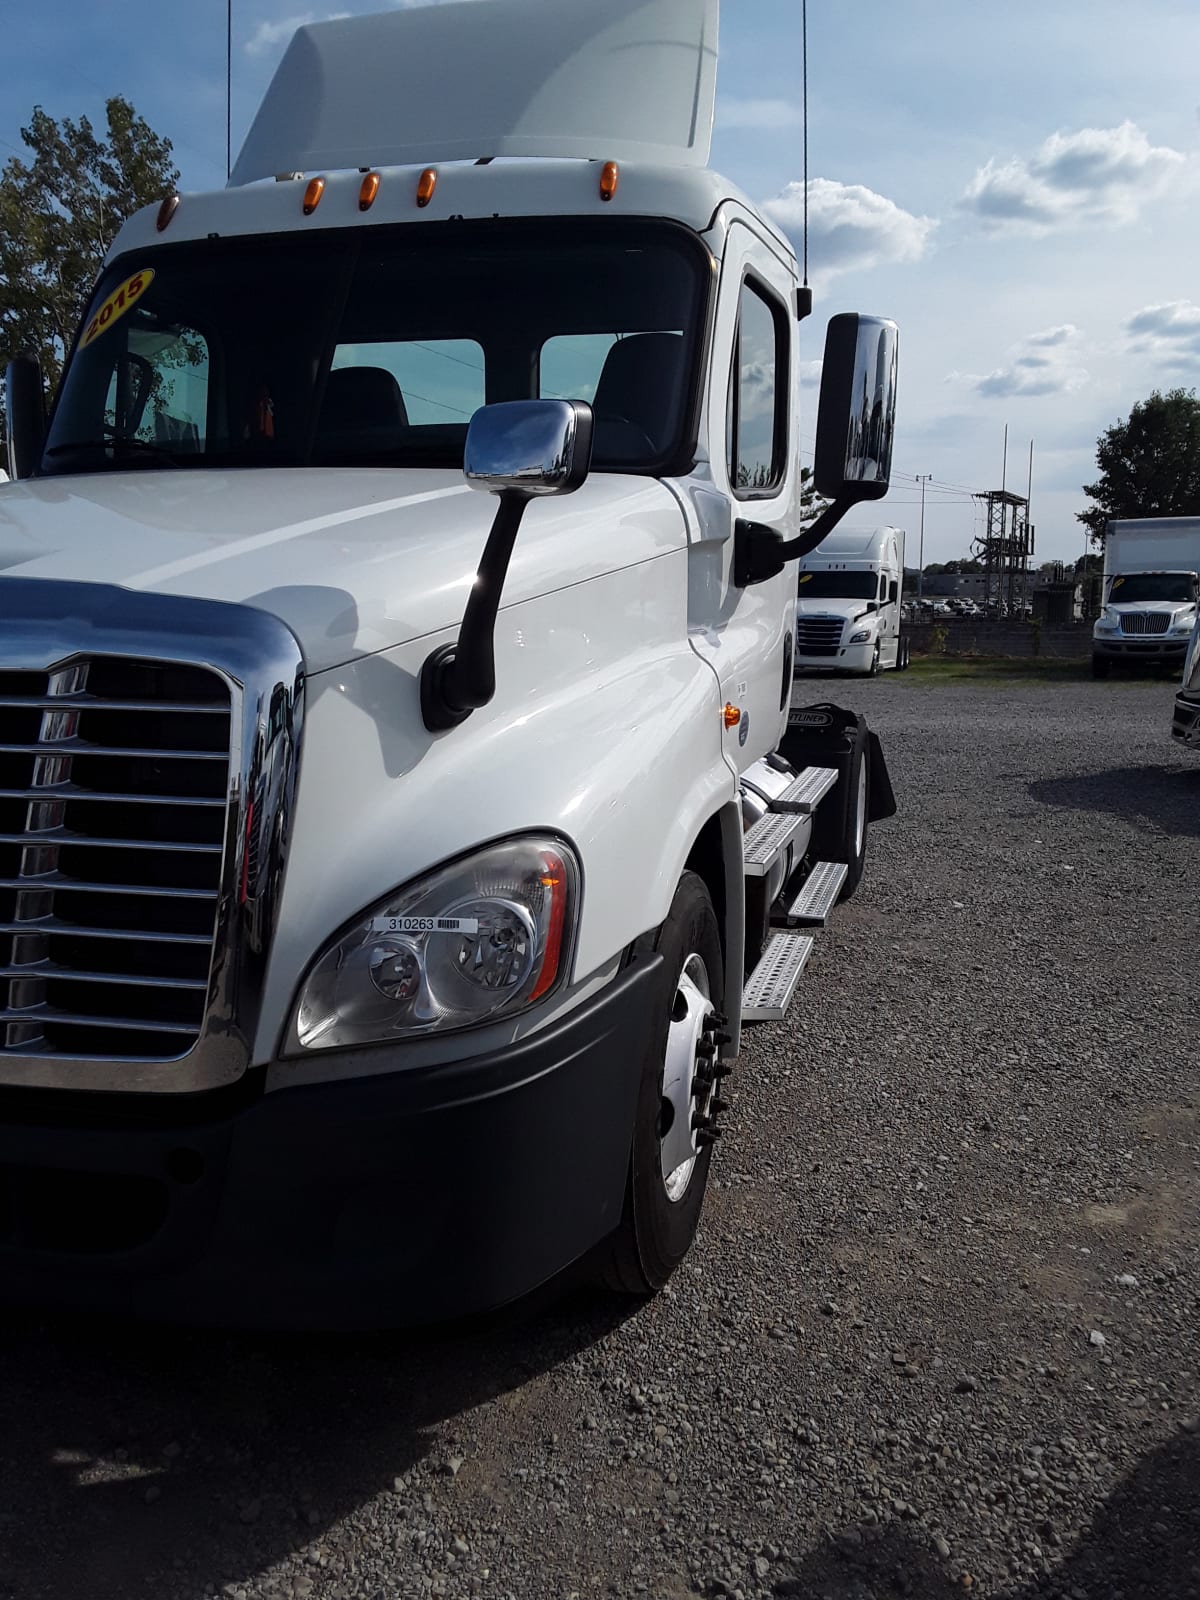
[{"xmin": 686, "ymin": 215, "xmax": 800, "ymax": 776}]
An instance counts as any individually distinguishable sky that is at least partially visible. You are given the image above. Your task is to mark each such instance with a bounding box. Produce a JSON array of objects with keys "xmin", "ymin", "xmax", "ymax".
[{"xmin": 3, "ymin": 0, "xmax": 1198, "ymax": 565}]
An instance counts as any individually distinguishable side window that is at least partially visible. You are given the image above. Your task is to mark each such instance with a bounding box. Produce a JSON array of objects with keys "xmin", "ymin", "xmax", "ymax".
[
  {"xmin": 331, "ymin": 340, "xmax": 484, "ymax": 425},
  {"xmin": 728, "ymin": 278, "xmax": 789, "ymax": 497},
  {"xmin": 106, "ymin": 323, "xmax": 210, "ymax": 452}
]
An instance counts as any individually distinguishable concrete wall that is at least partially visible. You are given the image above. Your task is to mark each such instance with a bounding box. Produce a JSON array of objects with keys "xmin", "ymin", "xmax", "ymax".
[{"xmin": 906, "ymin": 619, "xmax": 1093, "ymax": 659}]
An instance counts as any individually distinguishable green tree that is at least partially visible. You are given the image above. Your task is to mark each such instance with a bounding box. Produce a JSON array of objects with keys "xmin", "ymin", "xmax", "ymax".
[
  {"xmin": 1078, "ymin": 388, "xmax": 1200, "ymax": 544},
  {"xmin": 0, "ymin": 98, "xmax": 177, "ymax": 443}
]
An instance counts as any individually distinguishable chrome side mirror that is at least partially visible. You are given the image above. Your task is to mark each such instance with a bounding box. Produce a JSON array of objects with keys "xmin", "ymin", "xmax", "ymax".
[
  {"xmin": 813, "ymin": 314, "xmax": 898, "ymax": 502},
  {"xmin": 465, "ymin": 398, "xmax": 594, "ymax": 498},
  {"xmin": 421, "ymin": 399, "xmax": 595, "ymax": 733}
]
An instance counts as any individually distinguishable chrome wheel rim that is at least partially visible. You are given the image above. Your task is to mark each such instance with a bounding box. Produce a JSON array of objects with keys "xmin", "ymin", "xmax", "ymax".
[
  {"xmin": 660, "ymin": 952, "xmax": 715, "ymax": 1203},
  {"xmin": 853, "ymin": 758, "xmax": 868, "ymax": 862}
]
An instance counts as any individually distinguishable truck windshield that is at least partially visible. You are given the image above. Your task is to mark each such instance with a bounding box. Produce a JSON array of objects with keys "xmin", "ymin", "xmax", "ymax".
[
  {"xmin": 1108, "ymin": 573, "xmax": 1197, "ymax": 603},
  {"xmin": 798, "ymin": 571, "xmax": 879, "ymax": 600},
  {"xmin": 40, "ymin": 219, "xmax": 708, "ymax": 478}
]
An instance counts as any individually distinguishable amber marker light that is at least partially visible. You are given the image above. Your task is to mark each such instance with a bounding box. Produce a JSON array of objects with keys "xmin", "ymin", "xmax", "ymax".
[
  {"xmin": 358, "ymin": 171, "xmax": 381, "ymax": 212},
  {"xmin": 156, "ymin": 194, "xmax": 180, "ymax": 232},
  {"xmin": 723, "ymin": 704, "xmax": 742, "ymax": 730},
  {"xmin": 416, "ymin": 168, "xmax": 438, "ymax": 208},
  {"xmin": 302, "ymin": 177, "xmax": 325, "ymax": 216},
  {"xmin": 529, "ymin": 859, "xmax": 569, "ymax": 1003},
  {"xmin": 599, "ymin": 161, "xmax": 620, "ymax": 202}
]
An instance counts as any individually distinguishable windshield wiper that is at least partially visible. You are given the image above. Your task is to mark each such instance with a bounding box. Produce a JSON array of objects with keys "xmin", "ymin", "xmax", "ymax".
[{"xmin": 44, "ymin": 436, "xmax": 182, "ymax": 465}]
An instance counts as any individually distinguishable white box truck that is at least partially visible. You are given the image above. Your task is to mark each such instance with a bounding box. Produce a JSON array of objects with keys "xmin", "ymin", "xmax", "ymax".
[
  {"xmin": 793, "ymin": 525, "xmax": 909, "ymax": 675},
  {"xmin": 0, "ymin": 0, "xmax": 899, "ymax": 1327},
  {"xmin": 1092, "ymin": 516, "xmax": 1200, "ymax": 678}
]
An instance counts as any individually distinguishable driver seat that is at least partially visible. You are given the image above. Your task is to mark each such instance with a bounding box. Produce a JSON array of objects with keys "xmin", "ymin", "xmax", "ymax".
[{"xmin": 592, "ymin": 333, "xmax": 686, "ymax": 466}]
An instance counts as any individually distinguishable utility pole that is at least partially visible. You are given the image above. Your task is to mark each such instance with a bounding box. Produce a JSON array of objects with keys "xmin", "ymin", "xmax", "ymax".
[{"xmin": 916, "ymin": 474, "xmax": 932, "ymax": 604}]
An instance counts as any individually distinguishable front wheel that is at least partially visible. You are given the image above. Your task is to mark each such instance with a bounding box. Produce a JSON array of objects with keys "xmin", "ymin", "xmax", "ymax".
[
  {"xmin": 1091, "ymin": 653, "xmax": 1111, "ymax": 680},
  {"xmin": 602, "ymin": 872, "xmax": 726, "ymax": 1297},
  {"xmin": 868, "ymin": 641, "xmax": 882, "ymax": 677}
]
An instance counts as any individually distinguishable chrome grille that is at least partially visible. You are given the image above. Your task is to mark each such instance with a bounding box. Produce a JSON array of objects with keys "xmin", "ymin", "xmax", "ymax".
[
  {"xmin": 0, "ymin": 657, "xmax": 232, "ymax": 1060},
  {"xmin": 1120, "ymin": 612, "xmax": 1169, "ymax": 635},
  {"xmin": 796, "ymin": 617, "xmax": 845, "ymax": 658}
]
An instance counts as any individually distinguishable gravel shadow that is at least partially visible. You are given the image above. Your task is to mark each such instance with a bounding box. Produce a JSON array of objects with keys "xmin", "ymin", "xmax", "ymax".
[
  {"xmin": 1027, "ymin": 763, "xmax": 1200, "ymax": 837},
  {"xmin": 0, "ymin": 1284, "xmax": 635, "ymax": 1600},
  {"xmin": 769, "ymin": 1429, "xmax": 1200, "ymax": 1599}
]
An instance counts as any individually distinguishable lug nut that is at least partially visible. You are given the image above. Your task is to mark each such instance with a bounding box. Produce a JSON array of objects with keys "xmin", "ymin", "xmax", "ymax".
[
  {"xmin": 710, "ymin": 1098, "xmax": 730, "ymax": 1116},
  {"xmin": 696, "ymin": 1128, "xmax": 721, "ymax": 1147},
  {"xmin": 692, "ymin": 1112, "xmax": 713, "ymax": 1133},
  {"xmin": 713, "ymin": 1063, "xmax": 733, "ymax": 1079},
  {"xmin": 696, "ymin": 1039, "xmax": 717, "ymax": 1059}
]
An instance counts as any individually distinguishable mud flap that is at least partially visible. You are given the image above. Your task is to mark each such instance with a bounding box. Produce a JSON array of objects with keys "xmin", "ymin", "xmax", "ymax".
[{"xmin": 866, "ymin": 730, "xmax": 897, "ymax": 822}]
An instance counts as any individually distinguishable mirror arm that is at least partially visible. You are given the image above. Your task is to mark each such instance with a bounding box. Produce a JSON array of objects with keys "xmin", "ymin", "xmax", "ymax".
[
  {"xmin": 420, "ymin": 487, "xmax": 531, "ymax": 733},
  {"xmin": 734, "ymin": 494, "xmax": 858, "ymax": 588}
]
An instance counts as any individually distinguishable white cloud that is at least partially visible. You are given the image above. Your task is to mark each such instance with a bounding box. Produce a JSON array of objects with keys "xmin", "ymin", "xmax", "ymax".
[
  {"xmin": 955, "ymin": 325, "xmax": 1089, "ymax": 400},
  {"xmin": 961, "ymin": 121, "xmax": 1186, "ymax": 232},
  {"xmin": 716, "ymin": 98, "xmax": 803, "ymax": 131},
  {"xmin": 244, "ymin": 12, "xmax": 348, "ymax": 55},
  {"xmin": 1126, "ymin": 300, "xmax": 1200, "ymax": 368},
  {"xmin": 763, "ymin": 178, "xmax": 935, "ymax": 279}
]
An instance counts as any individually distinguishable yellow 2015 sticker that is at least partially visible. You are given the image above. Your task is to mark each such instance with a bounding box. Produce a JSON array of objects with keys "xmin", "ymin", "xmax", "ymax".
[
  {"xmin": 80, "ymin": 269, "xmax": 155, "ymax": 350},
  {"xmin": 799, "ymin": 573, "xmax": 813, "ymax": 583}
]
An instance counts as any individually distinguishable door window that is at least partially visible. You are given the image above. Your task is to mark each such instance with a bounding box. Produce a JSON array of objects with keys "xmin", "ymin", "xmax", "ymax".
[{"xmin": 728, "ymin": 278, "xmax": 789, "ymax": 497}]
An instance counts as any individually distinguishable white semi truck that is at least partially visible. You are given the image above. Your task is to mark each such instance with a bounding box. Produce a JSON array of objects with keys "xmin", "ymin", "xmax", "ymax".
[
  {"xmin": 1092, "ymin": 516, "xmax": 1200, "ymax": 678},
  {"xmin": 793, "ymin": 525, "xmax": 909, "ymax": 675},
  {"xmin": 0, "ymin": 0, "xmax": 899, "ymax": 1326}
]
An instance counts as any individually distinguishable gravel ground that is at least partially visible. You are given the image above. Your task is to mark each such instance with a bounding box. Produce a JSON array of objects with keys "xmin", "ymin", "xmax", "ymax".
[{"xmin": 1, "ymin": 671, "xmax": 1198, "ymax": 1600}]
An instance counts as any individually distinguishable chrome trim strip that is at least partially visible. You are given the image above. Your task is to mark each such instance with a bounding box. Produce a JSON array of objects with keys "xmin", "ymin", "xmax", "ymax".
[{"xmin": 0, "ymin": 578, "xmax": 305, "ymax": 1094}]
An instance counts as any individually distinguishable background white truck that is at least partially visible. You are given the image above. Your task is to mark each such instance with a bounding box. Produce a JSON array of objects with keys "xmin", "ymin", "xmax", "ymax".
[
  {"xmin": 0, "ymin": 0, "xmax": 899, "ymax": 1327},
  {"xmin": 1092, "ymin": 516, "xmax": 1200, "ymax": 678},
  {"xmin": 793, "ymin": 525, "xmax": 909, "ymax": 675}
]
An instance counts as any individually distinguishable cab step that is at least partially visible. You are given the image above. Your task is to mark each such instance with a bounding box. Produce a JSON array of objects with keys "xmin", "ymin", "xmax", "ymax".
[
  {"xmin": 774, "ymin": 860, "xmax": 848, "ymax": 929},
  {"xmin": 742, "ymin": 930, "xmax": 815, "ymax": 1022},
  {"xmin": 766, "ymin": 765, "xmax": 839, "ymax": 815},
  {"xmin": 742, "ymin": 811, "xmax": 807, "ymax": 879}
]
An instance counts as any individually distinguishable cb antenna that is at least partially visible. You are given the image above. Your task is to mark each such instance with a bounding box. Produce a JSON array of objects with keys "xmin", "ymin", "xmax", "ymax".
[
  {"xmin": 226, "ymin": 0, "xmax": 233, "ymax": 180},
  {"xmin": 798, "ymin": 0, "xmax": 813, "ymax": 319}
]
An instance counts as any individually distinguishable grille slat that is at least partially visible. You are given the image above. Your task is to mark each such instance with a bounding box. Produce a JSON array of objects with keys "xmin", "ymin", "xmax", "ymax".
[
  {"xmin": 0, "ymin": 875, "xmax": 218, "ymax": 901},
  {"xmin": 0, "ymin": 831, "xmax": 221, "ymax": 854},
  {"xmin": 0, "ymin": 697, "xmax": 228, "ymax": 715},
  {"xmin": 1119, "ymin": 612, "xmax": 1170, "ymax": 635},
  {"xmin": 0, "ymin": 786, "xmax": 225, "ymax": 808},
  {"xmin": 0, "ymin": 918, "xmax": 213, "ymax": 946},
  {"xmin": 0, "ymin": 1008, "xmax": 198, "ymax": 1036},
  {"xmin": 0, "ymin": 741, "xmax": 228, "ymax": 761},
  {"xmin": 0, "ymin": 658, "xmax": 231, "ymax": 1062},
  {"xmin": 0, "ymin": 965, "xmax": 206, "ymax": 991}
]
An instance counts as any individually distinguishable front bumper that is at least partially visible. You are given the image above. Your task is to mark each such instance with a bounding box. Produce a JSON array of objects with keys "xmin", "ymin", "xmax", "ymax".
[
  {"xmin": 1094, "ymin": 635, "xmax": 1188, "ymax": 663},
  {"xmin": 1172, "ymin": 695, "xmax": 1200, "ymax": 747},
  {"xmin": 0, "ymin": 956, "xmax": 659, "ymax": 1329},
  {"xmin": 795, "ymin": 641, "xmax": 875, "ymax": 674}
]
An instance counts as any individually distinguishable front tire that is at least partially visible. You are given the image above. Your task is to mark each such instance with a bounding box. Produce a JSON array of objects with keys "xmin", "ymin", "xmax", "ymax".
[
  {"xmin": 1092, "ymin": 653, "xmax": 1111, "ymax": 680},
  {"xmin": 602, "ymin": 873, "xmax": 725, "ymax": 1297}
]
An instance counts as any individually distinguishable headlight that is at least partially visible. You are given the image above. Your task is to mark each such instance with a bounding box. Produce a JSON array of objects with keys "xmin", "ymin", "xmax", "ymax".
[
  {"xmin": 1172, "ymin": 613, "xmax": 1195, "ymax": 635},
  {"xmin": 1095, "ymin": 608, "xmax": 1119, "ymax": 632},
  {"xmin": 293, "ymin": 837, "xmax": 578, "ymax": 1051},
  {"xmin": 850, "ymin": 628, "xmax": 873, "ymax": 644}
]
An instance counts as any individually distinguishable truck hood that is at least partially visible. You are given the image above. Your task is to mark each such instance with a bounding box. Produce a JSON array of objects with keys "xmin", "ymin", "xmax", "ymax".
[
  {"xmin": 795, "ymin": 597, "xmax": 875, "ymax": 624},
  {"xmin": 0, "ymin": 468, "xmax": 685, "ymax": 673},
  {"xmin": 1109, "ymin": 600, "xmax": 1193, "ymax": 615}
]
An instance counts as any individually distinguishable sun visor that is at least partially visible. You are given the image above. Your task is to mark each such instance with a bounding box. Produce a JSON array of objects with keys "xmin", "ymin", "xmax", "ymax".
[{"xmin": 230, "ymin": 0, "xmax": 719, "ymax": 186}]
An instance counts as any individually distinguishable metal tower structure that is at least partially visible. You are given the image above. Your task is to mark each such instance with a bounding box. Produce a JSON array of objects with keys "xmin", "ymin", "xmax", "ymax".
[{"xmin": 973, "ymin": 489, "xmax": 1033, "ymax": 611}]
